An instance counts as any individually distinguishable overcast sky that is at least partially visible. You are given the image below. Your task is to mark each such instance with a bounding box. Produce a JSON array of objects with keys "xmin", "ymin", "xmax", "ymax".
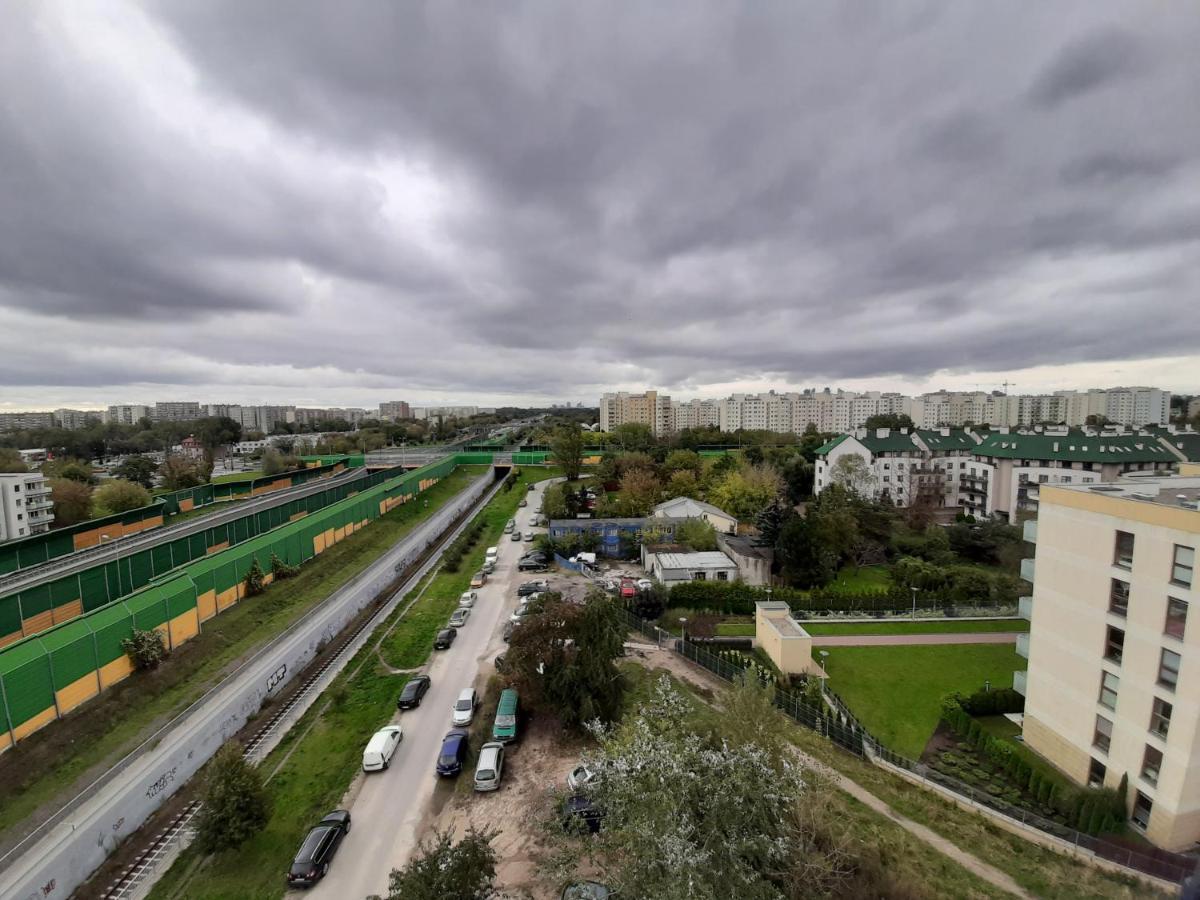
[{"xmin": 2, "ymin": 1, "xmax": 1199, "ymax": 412}]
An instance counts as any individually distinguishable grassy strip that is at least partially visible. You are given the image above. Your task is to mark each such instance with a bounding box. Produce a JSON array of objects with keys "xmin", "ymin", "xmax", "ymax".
[
  {"xmin": 803, "ymin": 619, "xmax": 1029, "ymax": 636},
  {"xmin": 826, "ymin": 644, "xmax": 1023, "ymax": 758},
  {"xmin": 149, "ymin": 469, "xmax": 565, "ymax": 899},
  {"xmin": 0, "ymin": 468, "xmax": 484, "ymax": 840},
  {"xmin": 210, "ymin": 469, "xmax": 265, "ymax": 484},
  {"xmin": 628, "ymin": 663, "xmax": 1164, "ymax": 900},
  {"xmin": 380, "ymin": 467, "xmax": 564, "ymax": 671}
]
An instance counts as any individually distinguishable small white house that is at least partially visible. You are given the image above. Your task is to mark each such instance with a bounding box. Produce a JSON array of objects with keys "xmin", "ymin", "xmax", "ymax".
[
  {"xmin": 644, "ymin": 550, "xmax": 739, "ymax": 586},
  {"xmin": 651, "ymin": 497, "xmax": 738, "ymax": 534}
]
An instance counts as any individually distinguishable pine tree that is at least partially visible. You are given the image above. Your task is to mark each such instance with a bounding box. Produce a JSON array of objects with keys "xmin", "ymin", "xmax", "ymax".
[{"xmin": 244, "ymin": 557, "xmax": 266, "ymax": 596}]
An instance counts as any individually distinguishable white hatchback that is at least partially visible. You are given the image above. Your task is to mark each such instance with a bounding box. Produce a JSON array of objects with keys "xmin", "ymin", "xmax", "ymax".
[
  {"xmin": 452, "ymin": 688, "xmax": 479, "ymax": 726},
  {"xmin": 459, "ymin": 591, "xmax": 477, "ymax": 608}
]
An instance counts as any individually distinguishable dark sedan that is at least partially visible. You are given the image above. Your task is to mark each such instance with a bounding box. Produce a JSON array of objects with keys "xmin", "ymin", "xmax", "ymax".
[
  {"xmin": 397, "ymin": 674, "xmax": 432, "ymax": 709},
  {"xmin": 434, "ymin": 627, "xmax": 457, "ymax": 650},
  {"xmin": 437, "ymin": 728, "xmax": 471, "ymax": 776},
  {"xmin": 562, "ymin": 795, "xmax": 603, "ymax": 834},
  {"xmin": 287, "ymin": 810, "xmax": 351, "ymax": 886}
]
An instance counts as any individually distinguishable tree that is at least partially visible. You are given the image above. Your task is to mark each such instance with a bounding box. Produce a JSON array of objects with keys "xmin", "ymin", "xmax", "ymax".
[
  {"xmin": 47, "ymin": 458, "xmax": 94, "ymax": 484},
  {"xmin": 774, "ymin": 515, "xmax": 837, "ymax": 588},
  {"xmin": 610, "ymin": 422, "xmax": 656, "ymax": 452},
  {"xmin": 121, "ymin": 627, "xmax": 166, "ymax": 670},
  {"xmin": 664, "ymin": 468, "xmax": 700, "ymax": 499},
  {"xmin": 620, "ymin": 467, "xmax": 662, "ymax": 516},
  {"xmin": 193, "ymin": 416, "xmax": 243, "ymax": 451},
  {"xmin": 379, "ymin": 827, "xmax": 498, "ymax": 900},
  {"xmin": 244, "ymin": 558, "xmax": 266, "ymax": 596},
  {"xmin": 754, "ymin": 498, "xmax": 792, "ymax": 548},
  {"xmin": 550, "ymin": 424, "xmax": 585, "ymax": 481},
  {"xmin": 159, "ymin": 455, "xmax": 207, "ymax": 490},
  {"xmin": 862, "ymin": 413, "xmax": 914, "ymax": 431},
  {"xmin": 48, "ymin": 477, "xmax": 93, "ymax": 527},
  {"xmin": 662, "ymin": 449, "xmax": 702, "ymax": 478},
  {"xmin": 675, "ymin": 517, "xmax": 717, "ymax": 551},
  {"xmin": 91, "ymin": 480, "xmax": 152, "ymax": 516},
  {"xmin": 0, "ymin": 448, "xmax": 27, "ymax": 473},
  {"xmin": 828, "ymin": 453, "xmax": 876, "ymax": 497},
  {"xmin": 504, "ymin": 592, "xmax": 625, "ymax": 731},
  {"xmin": 260, "ymin": 448, "xmax": 287, "ymax": 476},
  {"xmin": 195, "ymin": 742, "xmax": 271, "ymax": 853},
  {"xmin": 708, "ymin": 463, "xmax": 782, "ymax": 522},
  {"xmin": 113, "ymin": 454, "xmax": 156, "ymax": 488}
]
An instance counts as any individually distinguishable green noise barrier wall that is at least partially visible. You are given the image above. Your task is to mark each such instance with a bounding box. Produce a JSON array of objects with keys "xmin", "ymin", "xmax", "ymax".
[
  {"xmin": 0, "ymin": 456, "xmax": 464, "ymax": 750},
  {"xmin": 0, "ymin": 461, "xmax": 407, "ymax": 649},
  {"xmin": 0, "ymin": 456, "xmax": 362, "ymax": 577}
]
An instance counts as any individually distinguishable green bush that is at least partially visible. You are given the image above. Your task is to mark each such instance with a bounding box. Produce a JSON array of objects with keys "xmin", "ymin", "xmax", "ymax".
[
  {"xmin": 121, "ymin": 628, "xmax": 166, "ymax": 670},
  {"xmin": 244, "ymin": 558, "xmax": 266, "ymax": 597}
]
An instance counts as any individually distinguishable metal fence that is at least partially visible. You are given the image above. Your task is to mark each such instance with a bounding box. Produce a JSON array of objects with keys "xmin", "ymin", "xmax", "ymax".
[{"xmin": 619, "ymin": 608, "xmax": 1196, "ymax": 886}]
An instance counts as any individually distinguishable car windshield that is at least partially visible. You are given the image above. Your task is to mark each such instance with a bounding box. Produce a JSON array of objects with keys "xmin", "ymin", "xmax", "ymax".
[
  {"xmin": 455, "ymin": 698, "xmax": 472, "ymax": 710},
  {"xmin": 495, "ymin": 715, "xmax": 516, "ymax": 727}
]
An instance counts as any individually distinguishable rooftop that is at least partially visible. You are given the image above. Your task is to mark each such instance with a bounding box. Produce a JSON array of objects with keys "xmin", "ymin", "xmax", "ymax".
[
  {"xmin": 653, "ymin": 496, "xmax": 736, "ymax": 520},
  {"xmin": 973, "ymin": 429, "xmax": 1176, "ymax": 463},
  {"xmin": 651, "ymin": 551, "xmax": 736, "ymax": 570},
  {"xmin": 1050, "ymin": 475, "xmax": 1200, "ymax": 512}
]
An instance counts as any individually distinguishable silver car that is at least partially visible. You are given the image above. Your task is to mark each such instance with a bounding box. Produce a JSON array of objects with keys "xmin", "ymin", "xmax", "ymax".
[
  {"xmin": 449, "ymin": 607, "xmax": 470, "ymax": 628},
  {"xmin": 474, "ymin": 742, "xmax": 505, "ymax": 792}
]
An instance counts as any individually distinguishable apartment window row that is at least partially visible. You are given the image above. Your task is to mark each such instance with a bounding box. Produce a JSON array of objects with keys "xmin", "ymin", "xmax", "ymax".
[
  {"xmin": 1111, "ymin": 533, "xmax": 1194, "ymax": 591},
  {"xmin": 1103, "ymin": 594, "xmax": 1188, "ymax": 641}
]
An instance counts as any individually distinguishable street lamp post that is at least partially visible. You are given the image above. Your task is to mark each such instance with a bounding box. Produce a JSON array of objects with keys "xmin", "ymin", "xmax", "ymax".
[
  {"xmin": 818, "ymin": 650, "xmax": 830, "ymax": 691},
  {"xmin": 679, "ymin": 617, "xmax": 687, "ymax": 646},
  {"xmin": 911, "ymin": 586, "xmax": 919, "ymax": 620}
]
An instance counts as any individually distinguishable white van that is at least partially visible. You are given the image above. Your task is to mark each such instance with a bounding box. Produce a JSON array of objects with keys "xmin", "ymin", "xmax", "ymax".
[
  {"xmin": 474, "ymin": 742, "xmax": 505, "ymax": 792},
  {"xmin": 485, "ymin": 546, "xmax": 499, "ymax": 561},
  {"xmin": 362, "ymin": 725, "xmax": 403, "ymax": 772}
]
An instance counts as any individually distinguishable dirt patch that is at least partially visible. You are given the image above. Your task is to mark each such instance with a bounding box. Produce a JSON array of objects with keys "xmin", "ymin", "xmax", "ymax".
[
  {"xmin": 921, "ymin": 719, "xmax": 962, "ymax": 763},
  {"xmin": 423, "ymin": 715, "xmax": 583, "ymax": 899}
]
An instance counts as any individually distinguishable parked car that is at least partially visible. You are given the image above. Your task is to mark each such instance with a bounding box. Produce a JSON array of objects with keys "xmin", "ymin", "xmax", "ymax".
[
  {"xmin": 619, "ymin": 580, "xmax": 636, "ymax": 599},
  {"xmin": 511, "ymin": 530, "xmax": 522, "ymax": 542},
  {"xmin": 449, "ymin": 607, "xmax": 470, "ymax": 628},
  {"xmin": 397, "ymin": 675, "xmax": 431, "ymax": 709},
  {"xmin": 459, "ymin": 590, "xmax": 478, "ymax": 608},
  {"xmin": 567, "ymin": 764, "xmax": 594, "ymax": 791},
  {"xmin": 362, "ymin": 725, "xmax": 403, "ymax": 772},
  {"xmin": 286, "ymin": 810, "xmax": 351, "ymax": 886},
  {"xmin": 635, "ymin": 578, "xmax": 654, "ymax": 592},
  {"xmin": 562, "ymin": 883, "xmax": 613, "ymax": 900},
  {"xmin": 504, "ymin": 520, "xmax": 514, "ymax": 534},
  {"xmin": 518, "ymin": 580, "xmax": 549, "ymax": 596},
  {"xmin": 561, "ymin": 794, "xmax": 603, "ymax": 834},
  {"xmin": 485, "ymin": 546, "xmax": 499, "ymax": 561},
  {"xmin": 523, "ymin": 532, "xmax": 535, "ymax": 542},
  {"xmin": 510, "ymin": 605, "xmax": 530, "ymax": 624},
  {"xmin": 518, "ymin": 558, "xmax": 548, "ymax": 572},
  {"xmin": 482, "ymin": 559, "xmax": 496, "ymax": 575},
  {"xmin": 474, "ymin": 741, "xmax": 506, "ymax": 792},
  {"xmin": 470, "ymin": 571, "xmax": 487, "ymax": 588},
  {"xmin": 434, "ymin": 627, "xmax": 457, "ymax": 650},
  {"xmin": 492, "ymin": 688, "xmax": 520, "ymax": 743},
  {"xmin": 502, "ymin": 621, "xmax": 516, "ymax": 642},
  {"xmin": 436, "ymin": 728, "xmax": 471, "ymax": 776},
  {"xmin": 452, "ymin": 687, "xmax": 479, "ymax": 726}
]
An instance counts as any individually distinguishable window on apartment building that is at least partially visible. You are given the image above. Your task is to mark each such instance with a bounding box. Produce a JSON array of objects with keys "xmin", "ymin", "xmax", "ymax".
[
  {"xmin": 1165, "ymin": 597, "xmax": 1188, "ymax": 640},
  {"xmin": 1149, "ymin": 697, "xmax": 1173, "ymax": 739},
  {"xmin": 1103, "ymin": 626, "xmax": 1125, "ymax": 664},
  {"xmin": 1108, "ymin": 579, "xmax": 1129, "ymax": 617},
  {"xmin": 1083, "ymin": 462, "xmax": 1094, "ymax": 471},
  {"xmin": 11, "ymin": 484, "xmax": 18, "ymax": 493},
  {"xmin": 1038, "ymin": 474, "xmax": 1049, "ymax": 483},
  {"xmin": 1158, "ymin": 648, "xmax": 1181, "ymax": 691},
  {"xmin": 1172, "ymin": 545, "xmax": 1194, "ymax": 589},
  {"xmin": 1113, "ymin": 531, "xmax": 1135, "ymax": 569},
  {"xmin": 1087, "ymin": 758, "xmax": 1107, "ymax": 788},
  {"xmin": 716, "ymin": 571, "xmax": 729, "ymax": 582},
  {"xmin": 1061, "ymin": 476, "xmax": 1072, "ymax": 484},
  {"xmin": 17, "ymin": 528, "xmax": 24, "ymax": 536},
  {"xmin": 1093, "ymin": 715, "xmax": 1113, "ymax": 753},
  {"xmin": 15, "ymin": 513, "xmax": 21, "ymax": 521},
  {"xmin": 1098, "ymin": 671, "xmax": 1120, "ymax": 710},
  {"xmin": 1132, "ymin": 792, "xmax": 1153, "ymax": 830},
  {"xmin": 1141, "ymin": 745, "xmax": 1163, "ymax": 787}
]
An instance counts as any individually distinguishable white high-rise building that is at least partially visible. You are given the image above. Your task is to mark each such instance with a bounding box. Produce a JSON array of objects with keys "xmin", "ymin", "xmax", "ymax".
[
  {"xmin": 599, "ymin": 391, "xmax": 673, "ymax": 436},
  {"xmin": 105, "ymin": 405, "xmax": 151, "ymax": 426},
  {"xmin": 671, "ymin": 399, "xmax": 720, "ymax": 431},
  {"xmin": 0, "ymin": 472, "xmax": 54, "ymax": 541}
]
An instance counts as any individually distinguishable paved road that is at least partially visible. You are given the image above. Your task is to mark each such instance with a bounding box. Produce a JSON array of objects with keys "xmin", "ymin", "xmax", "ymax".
[
  {"xmin": 0, "ymin": 467, "xmax": 367, "ymax": 594},
  {"xmin": 811, "ymin": 632, "xmax": 1022, "ymax": 647},
  {"xmin": 301, "ymin": 479, "xmax": 555, "ymax": 900}
]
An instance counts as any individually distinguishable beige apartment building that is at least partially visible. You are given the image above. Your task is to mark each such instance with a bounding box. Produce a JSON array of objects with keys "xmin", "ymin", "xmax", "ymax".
[
  {"xmin": 599, "ymin": 391, "xmax": 673, "ymax": 436},
  {"xmin": 1018, "ymin": 474, "xmax": 1199, "ymax": 848}
]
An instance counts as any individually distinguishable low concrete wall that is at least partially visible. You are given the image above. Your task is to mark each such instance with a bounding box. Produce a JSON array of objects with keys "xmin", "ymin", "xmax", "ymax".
[{"xmin": 0, "ymin": 475, "xmax": 492, "ymax": 900}]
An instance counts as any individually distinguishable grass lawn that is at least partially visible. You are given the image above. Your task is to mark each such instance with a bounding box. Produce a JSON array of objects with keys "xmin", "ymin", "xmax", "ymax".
[
  {"xmin": 824, "ymin": 564, "xmax": 891, "ymax": 594},
  {"xmin": 210, "ymin": 469, "xmax": 264, "ymax": 484},
  {"xmin": 804, "ymin": 619, "xmax": 1028, "ymax": 636},
  {"xmin": 826, "ymin": 643, "xmax": 1024, "ymax": 758},
  {"xmin": 714, "ymin": 622, "xmax": 756, "ymax": 636},
  {"xmin": 0, "ymin": 467, "xmax": 484, "ymax": 842}
]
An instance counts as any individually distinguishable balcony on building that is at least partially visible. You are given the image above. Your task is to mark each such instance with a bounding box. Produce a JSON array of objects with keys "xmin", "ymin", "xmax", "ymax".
[
  {"xmin": 1022, "ymin": 519, "xmax": 1037, "ymax": 544},
  {"xmin": 1016, "ymin": 633, "xmax": 1030, "ymax": 659},
  {"xmin": 1018, "ymin": 595, "xmax": 1033, "ymax": 621},
  {"xmin": 1013, "ymin": 670, "xmax": 1027, "ymax": 696},
  {"xmin": 25, "ymin": 496, "xmax": 53, "ymax": 511},
  {"xmin": 23, "ymin": 480, "xmax": 51, "ymax": 497},
  {"xmin": 1020, "ymin": 557, "xmax": 1036, "ymax": 583}
]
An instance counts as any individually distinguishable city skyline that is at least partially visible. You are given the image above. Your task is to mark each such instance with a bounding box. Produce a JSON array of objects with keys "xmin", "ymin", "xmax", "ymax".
[{"xmin": 2, "ymin": 4, "xmax": 1199, "ymax": 409}]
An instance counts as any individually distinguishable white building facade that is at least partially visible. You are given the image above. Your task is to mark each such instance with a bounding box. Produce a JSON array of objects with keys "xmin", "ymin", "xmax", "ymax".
[{"xmin": 0, "ymin": 472, "xmax": 55, "ymax": 541}]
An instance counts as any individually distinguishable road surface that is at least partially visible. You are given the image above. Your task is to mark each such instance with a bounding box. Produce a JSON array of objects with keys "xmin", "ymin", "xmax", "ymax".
[{"xmin": 301, "ymin": 478, "xmax": 555, "ymax": 900}]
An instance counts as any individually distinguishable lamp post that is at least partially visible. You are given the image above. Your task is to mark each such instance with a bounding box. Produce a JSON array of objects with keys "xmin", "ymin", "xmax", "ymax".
[
  {"xmin": 679, "ymin": 617, "xmax": 687, "ymax": 646},
  {"xmin": 819, "ymin": 650, "xmax": 830, "ymax": 691},
  {"xmin": 911, "ymin": 586, "xmax": 919, "ymax": 620}
]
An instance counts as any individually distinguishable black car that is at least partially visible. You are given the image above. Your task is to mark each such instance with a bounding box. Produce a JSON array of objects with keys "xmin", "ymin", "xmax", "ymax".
[
  {"xmin": 397, "ymin": 674, "xmax": 431, "ymax": 709},
  {"xmin": 517, "ymin": 580, "xmax": 549, "ymax": 596},
  {"xmin": 287, "ymin": 810, "xmax": 351, "ymax": 886},
  {"xmin": 436, "ymin": 728, "xmax": 470, "ymax": 776},
  {"xmin": 562, "ymin": 795, "xmax": 603, "ymax": 834},
  {"xmin": 434, "ymin": 627, "xmax": 457, "ymax": 650},
  {"xmin": 518, "ymin": 558, "xmax": 549, "ymax": 572}
]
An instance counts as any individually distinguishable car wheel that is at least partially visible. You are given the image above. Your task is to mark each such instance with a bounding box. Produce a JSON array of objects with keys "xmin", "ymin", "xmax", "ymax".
[
  {"xmin": 383, "ymin": 759, "xmax": 389, "ymax": 770},
  {"xmin": 344, "ymin": 820, "xmax": 351, "ymax": 834}
]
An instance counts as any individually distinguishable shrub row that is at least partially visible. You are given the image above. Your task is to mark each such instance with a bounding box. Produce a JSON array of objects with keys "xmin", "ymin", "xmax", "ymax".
[
  {"xmin": 941, "ymin": 694, "xmax": 1126, "ymax": 835},
  {"xmin": 441, "ymin": 516, "xmax": 486, "ymax": 573},
  {"xmin": 959, "ymin": 686, "xmax": 1024, "ymax": 717},
  {"xmin": 667, "ymin": 581, "xmax": 1005, "ymax": 616}
]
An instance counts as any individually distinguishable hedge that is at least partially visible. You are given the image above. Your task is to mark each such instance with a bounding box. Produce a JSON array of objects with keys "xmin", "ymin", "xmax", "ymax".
[{"xmin": 666, "ymin": 581, "xmax": 1002, "ymax": 615}]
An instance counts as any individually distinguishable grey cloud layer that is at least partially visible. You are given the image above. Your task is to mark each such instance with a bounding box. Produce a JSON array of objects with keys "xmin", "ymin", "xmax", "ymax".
[{"xmin": 2, "ymin": 1, "xmax": 1199, "ymax": 402}]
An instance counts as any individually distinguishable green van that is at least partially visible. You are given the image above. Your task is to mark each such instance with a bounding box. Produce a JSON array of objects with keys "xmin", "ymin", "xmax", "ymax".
[{"xmin": 492, "ymin": 689, "xmax": 519, "ymax": 743}]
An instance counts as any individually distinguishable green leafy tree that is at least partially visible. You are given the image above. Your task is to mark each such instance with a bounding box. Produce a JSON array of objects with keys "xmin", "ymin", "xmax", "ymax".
[
  {"xmin": 774, "ymin": 515, "xmax": 837, "ymax": 588},
  {"xmin": 260, "ymin": 448, "xmax": 286, "ymax": 476},
  {"xmin": 159, "ymin": 455, "xmax": 208, "ymax": 490},
  {"xmin": 662, "ymin": 449, "xmax": 702, "ymax": 478},
  {"xmin": 48, "ymin": 458, "xmax": 95, "ymax": 484},
  {"xmin": 193, "ymin": 416, "xmax": 243, "ymax": 451},
  {"xmin": 620, "ymin": 467, "xmax": 662, "ymax": 516},
  {"xmin": 244, "ymin": 558, "xmax": 266, "ymax": 596},
  {"xmin": 708, "ymin": 463, "xmax": 782, "ymax": 521},
  {"xmin": 550, "ymin": 424, "xmax": 586, "ymax": 481},
  {"xmin": 675, "ymin": 517, "xmax": 717, "ymax": 551},
  {"xmin": 48, "ymin": 477, "xmax": 93, "ymax": 527},
  {"xmin": 195, "ymin": 742, "xmax": 271, "ymax": 852},
  {"xmin": 0, "ymin": 448, "xmax": 27, "ymax": 473},
  {"xmin": 664, "ymin": 468, "xmax": 700, "ymax": 499},
  {"xmin": 610, "ymin": 422, "xmax": 656, "ymax": 452},
  {"xmin": 828, "ymin": 453, "xmax": 876, "ymax": 497},
  {"xmin": 113, "ymin": 454, "xmax": 157, "ymax": 487},
  {"xmin": 121, "ymin": 627, "xmax": 166, "ymax": 670},
  {"xmin": 862, "ymin": 413, "xmax": 915, "ymax": 431},
  {"xmin": 379, "ymin": 826, "xmax": 498, "ymax": 900},
  {"xmin": 91, "ymin": 479, "xmax": 152, "ymax": 516}
]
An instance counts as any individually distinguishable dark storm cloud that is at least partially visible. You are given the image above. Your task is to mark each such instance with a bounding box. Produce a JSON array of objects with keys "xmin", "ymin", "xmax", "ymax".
[{"xmin": 1, "ymin": 1, "xmax": 1199, "ymax": 404}]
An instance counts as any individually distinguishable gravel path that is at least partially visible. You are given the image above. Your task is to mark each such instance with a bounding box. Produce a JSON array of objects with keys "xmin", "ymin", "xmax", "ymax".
[{"xmin": 811, "ymin": 632, "xmax": 1021, "ymax": 647}]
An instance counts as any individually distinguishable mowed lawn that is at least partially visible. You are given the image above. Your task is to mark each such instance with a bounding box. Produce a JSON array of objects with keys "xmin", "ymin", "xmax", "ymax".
[
  {"xmin": 826, "ymin": 643, "xmax": 1024, "ymax": 758},
  {"xmin": 824, "ymin": 564, "xmax": 891, "ymax": 594},
  {"xmin": 804, "ymin": 619, "xmax": 1028, "ymax": 636}
]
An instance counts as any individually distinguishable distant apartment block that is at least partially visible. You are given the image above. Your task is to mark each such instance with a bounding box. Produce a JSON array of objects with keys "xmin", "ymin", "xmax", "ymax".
[
  {"xmin": 1018, "ymin": 474, "xmax": 1199, "ymax": 849},
  {"xmin": 105, "ymin": 404, "xmax": 151, "ymax": 425},
  {"xmin": 599, "ymin": 391, "xmax": 673, "ymax": 436},
  {"xmin": 411, "ymin": 405, "xmax": 479, "ymax": 420},
  {"xmin": 0, "ymin": 472, "xmax": 55, "ymax": 541},
  {"xmin": 1188, "ymin": 397, "xmax": 1200, "ymax": 421},
  {"xmin": 0, "ymin": 412, "xmax": 56, "ymax": 432},
  {"xmin": 378, "ymin": 400, "xmax": 411, "ymax": 420},
  {"xmin": 53, "ymin": 409, "xmax": 100, "ymax": 430},
  {"xmin": 292, "ymin": 407, "xmax": 368, "ymax": 427},
  {"xmin": 671, "ymin": 398, "xmax": 720, "ymax": 432},
  {"xmin": 153, "ymin": 401, "xmax": 202, "ymax": 422}
]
